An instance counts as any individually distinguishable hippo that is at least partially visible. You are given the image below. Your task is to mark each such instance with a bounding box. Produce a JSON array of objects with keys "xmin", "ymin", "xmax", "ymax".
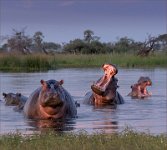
[
  {"xmin": 83, "ymin": 64, "xmax": 124, "ymax": 107},
  {"xmin": 23, "ymin": 79, "xmax": 77, "ymax": 119},
  {"xmin": 2, "ymin": 92, "xmax": 27, "ymax": 111},
  {"xmin": 128, "ymin": 76, "xmax": 152, "ymax": 99}
]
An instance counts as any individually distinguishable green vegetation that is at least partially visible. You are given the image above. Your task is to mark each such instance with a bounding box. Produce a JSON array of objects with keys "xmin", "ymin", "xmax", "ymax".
[
  {"xmin": 0, "ymin": 53, "xmax": 166, "ymax": 72},
  {"xmin": 0, "ymin": 130, "xmax": 166, "ymax": 150},
  {"xmin": 1, "ymin": 28, "xmax": 167, "ymax": 55}
]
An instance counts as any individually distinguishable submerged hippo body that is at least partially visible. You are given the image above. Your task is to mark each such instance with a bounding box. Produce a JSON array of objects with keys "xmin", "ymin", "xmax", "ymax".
[
  {"xmin": 23, "ymin": 79, "xmax": 77, "ymax": 119},
  {"xmin": 128, "ymin": 76, "xmax": 152, "ymax": 99},
  {"xmin": 3, "ymin": 92, "xmax": 27, "ymax": 111},
  {"xmin": 83, "ymin": 64, "xmax": 124, "ymax": 107}
]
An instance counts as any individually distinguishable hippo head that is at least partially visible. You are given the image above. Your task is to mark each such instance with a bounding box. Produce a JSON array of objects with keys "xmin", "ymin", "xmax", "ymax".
[
  {"xmin": 39, "ymin": 79, "xmax": 65, "ymax": 109},
  {"xmin": 3, "ymin": 92, "xmax": 22, "ymax": 105},
  {"xmin": 23, "ymin": 79, "xmax": 77, "ymax": 119},
  {"xmin": 128, "ymin": 76, "xmax": 152, "ymax": 98},
  {"xmin": 137, "ymin": 76, "xmax": 152, "ymax": 96},
  {"xmin": 91, "ymin": 64, "xmax": 118, "ymax": 105},
  {"xmin": 138, "ymin": 76, "xmax": 152, "ymax": 86}
]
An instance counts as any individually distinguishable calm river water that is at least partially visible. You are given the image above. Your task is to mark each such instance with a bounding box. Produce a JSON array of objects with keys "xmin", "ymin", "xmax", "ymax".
[{"xmin": 0, "ymin": 68, "xmax": 166, "ymax": 135}]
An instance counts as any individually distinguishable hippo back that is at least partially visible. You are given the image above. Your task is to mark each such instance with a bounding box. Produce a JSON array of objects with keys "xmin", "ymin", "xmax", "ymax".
[
  {"xmin": 23, "ymin": 88, "xmax": 41, "ymax": 118},
  {"xmin": 60, "ymin": 88, "xmax": 77, "ymax": 117},
  {"xmin": 116, "ymin": 91, "xmax": 124, "ymax": 104}
]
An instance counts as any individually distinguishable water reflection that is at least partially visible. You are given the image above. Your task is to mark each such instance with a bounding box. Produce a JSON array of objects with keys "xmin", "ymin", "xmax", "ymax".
[
  {"xmin": 26, "ymin": 118, "xmax": 76, "ymax": 132},
  {"xmin": 93, "ymin": 120, "xmax": 118, "ymax": 130},
  {"xmin": 0, "ymin": 68, "xmax": 166, "ymax": 135}
]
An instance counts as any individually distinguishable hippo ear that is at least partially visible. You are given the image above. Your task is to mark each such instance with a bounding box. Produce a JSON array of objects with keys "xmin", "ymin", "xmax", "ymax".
[
  {"xmin": 59, "ymin": 80, "xmax": 64, "ymax": 85},
  {"xmin": 40, "ymin": 80, "xmax": 46, "ymax": 85},
  {"xmin": 40, "ymin": 80, "xmax": 47, "ymax": 90},
  {"xmin": 3, "ymin": 93, "xmax": 7, "ymax": 97},
  {"xmin": 101, "ymin": 64, "xmax": 105, "ymax": 68}
]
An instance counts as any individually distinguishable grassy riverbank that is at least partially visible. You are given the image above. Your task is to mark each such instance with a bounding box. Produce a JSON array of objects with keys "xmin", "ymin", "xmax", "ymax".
[
  {"xmin": 0, "ymin": 53, "xmax": 167, "ymax": 71},
  {"xmin": 0, "ymin": 130, "xmax": 166, "ymax": 150}
]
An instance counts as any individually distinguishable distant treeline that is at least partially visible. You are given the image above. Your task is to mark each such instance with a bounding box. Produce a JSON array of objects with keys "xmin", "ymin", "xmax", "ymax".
[{"xmin": 0, "ymin": 29, "xmax": 167, "ymax": 55}]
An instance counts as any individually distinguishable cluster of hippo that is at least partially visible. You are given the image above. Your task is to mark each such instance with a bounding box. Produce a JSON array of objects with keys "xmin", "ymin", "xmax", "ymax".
[{"xmin": 2, "ymin": 64, "xmax": 152, "ymax": 120}]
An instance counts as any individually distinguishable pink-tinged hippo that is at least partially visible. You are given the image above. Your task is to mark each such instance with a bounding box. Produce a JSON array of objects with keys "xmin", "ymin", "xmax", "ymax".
[
  {"xmin": 23, "ymin": 79, "xmax": 77, "ymax": 119},
  {"xmin": 128, "ymin": 76, "xmax": 152, "ymax": 99},
  {"xmin": 83, "ymin": 64, "xmax": 124, "ymax": 107},
  {"xmin": 3, "ymin": 92, "xmax": 27, "ymax": 111}
]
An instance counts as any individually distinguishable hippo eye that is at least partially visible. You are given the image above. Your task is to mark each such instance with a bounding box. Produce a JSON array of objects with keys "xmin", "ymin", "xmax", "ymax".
[{"xmin": 46, "ymin": 84, "xmax": 51, "ymax": 89}]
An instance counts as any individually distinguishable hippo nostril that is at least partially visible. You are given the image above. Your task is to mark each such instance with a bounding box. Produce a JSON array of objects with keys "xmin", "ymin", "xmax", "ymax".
[{"xmin": 48, "ymin": 92, "xmax": 57, "ymax": 96}]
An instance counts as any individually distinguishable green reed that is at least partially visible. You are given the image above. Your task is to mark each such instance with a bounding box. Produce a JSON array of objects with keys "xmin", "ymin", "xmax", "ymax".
[{"xmin": 0, "ymin": 53, "xmax": 166, "ymax": 71}]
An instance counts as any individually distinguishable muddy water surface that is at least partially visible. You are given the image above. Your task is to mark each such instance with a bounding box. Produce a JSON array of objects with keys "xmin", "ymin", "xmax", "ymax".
[{"xmin": 0, "ymin": 68, "xmax": 166, "ymax": 135}]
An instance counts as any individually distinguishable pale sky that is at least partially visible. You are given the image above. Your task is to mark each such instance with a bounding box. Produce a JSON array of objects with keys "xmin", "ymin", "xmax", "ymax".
[{"xmin": 0, "ymin": 0, "xmax": 166, "ymax": 44}]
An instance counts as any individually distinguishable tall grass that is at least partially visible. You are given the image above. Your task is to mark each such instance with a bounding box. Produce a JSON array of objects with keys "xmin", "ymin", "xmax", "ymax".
[
  {"xmin": 0, "ymin": 130, "xmax": 166, "ymax": 150},
  {"xmin": 0, "ymin": 53, "xmax": 166, "ymax": 71}
]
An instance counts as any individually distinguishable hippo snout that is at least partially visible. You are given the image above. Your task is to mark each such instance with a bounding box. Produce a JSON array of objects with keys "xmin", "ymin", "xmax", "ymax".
[
  {"xmin": 48, "ymin": 93, "xmax": 59, "ymax": 99},
  {"xmin": 41, "ymin": 92, "xmax": 63, "ymax": 108},
  {"xmin": 52, "ymin": 94, "xmax": 59, "ymax": 99}
]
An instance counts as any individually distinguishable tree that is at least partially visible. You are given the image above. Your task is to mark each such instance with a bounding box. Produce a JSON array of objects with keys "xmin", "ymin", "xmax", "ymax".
[
  {"xmin": 7, "ymin": 28, "xmax": 32, "ymax": 54},
  {"xmin": 137, "ymin": 35, "xmax": 156, "ymax": 56},
  {"xmin": 157, "ymin": 34, "xmax": 167, "ymax": 44},
  {"xmin": 33, "ymin": 31, "xmax": 45, "ymax": 52},
  {"xmin": 63, "ymin": 39, "xmax": 86, "ymax": 54},
  {"xmin": 156, "ymin": 34, "xmax": 167, "ymax": 51},
  {"xmin": 63, "ymin": 39, "xmax": 110, "ymax": 54},
  {"xmin": 113, "ymin": 37, "xmax": 135, "ymax": 53},
  {"xmin": 43, "ymin": 42, "xmax": 61, "ymax": 50},
  {"xmin": 84, "ymin": 29, "xmax": 94, "ymax": 43},
  {"xmin": 87, "ymin": 41, "xmax": 108, "ymax": 54}
]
